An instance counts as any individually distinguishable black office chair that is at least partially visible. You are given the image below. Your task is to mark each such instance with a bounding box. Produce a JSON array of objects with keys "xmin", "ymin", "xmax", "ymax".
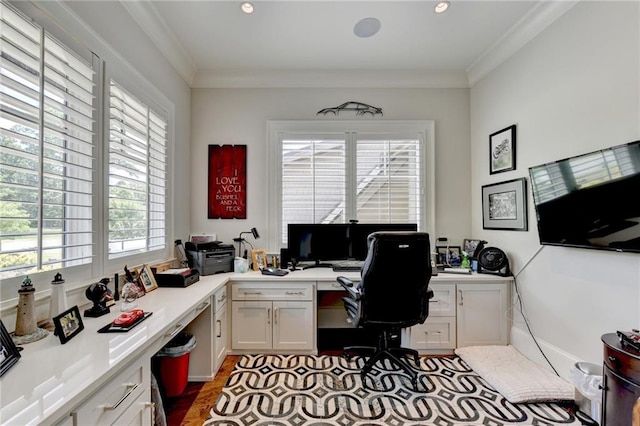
[{"xmin": 337, "ymin": 231, "xmax": 434, "ymax": 389}]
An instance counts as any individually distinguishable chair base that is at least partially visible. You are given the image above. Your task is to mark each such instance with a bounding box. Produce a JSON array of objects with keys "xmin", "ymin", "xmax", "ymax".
[{"xmin": 344, "ymin": 330, "xmax": 421, "ymax": 389}]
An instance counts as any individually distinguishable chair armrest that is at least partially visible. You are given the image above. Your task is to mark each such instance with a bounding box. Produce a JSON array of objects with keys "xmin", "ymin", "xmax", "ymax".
[
  {"xmin": 337, "ymin": 276, "xmax": 361, "ymax": 300},
  {"xmin": 337, "ymin": 276, "xmax": 354, "ymax": 288}
]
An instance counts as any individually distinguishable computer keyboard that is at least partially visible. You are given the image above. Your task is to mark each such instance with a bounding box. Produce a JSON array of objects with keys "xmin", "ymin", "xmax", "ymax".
[{"xmin": 332, "ymin": 260, "xmax": 364, "ymax": 272}]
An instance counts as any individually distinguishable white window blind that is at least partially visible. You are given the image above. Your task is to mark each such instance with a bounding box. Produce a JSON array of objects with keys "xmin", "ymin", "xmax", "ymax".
[
  {"xmin": 281, "ymin": 137, "xmax": 346, "ymax": 240},
  {"xmin": 0, "ymin": 3, "xmax": 96, "ymax": 278},
  {"xmin": 279, "ymin": 130, "xmax": 424, "ymax": 245},
  {"xmin": 356, "ymin": 137, "xmax": 420, "ymax": 223},
  {"xmin": 108, "ymin": 80, "xmax": 166, "ymax": 258}
]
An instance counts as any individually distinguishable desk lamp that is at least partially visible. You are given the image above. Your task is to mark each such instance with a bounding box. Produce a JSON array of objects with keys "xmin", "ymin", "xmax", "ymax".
[{"xmin": 234, "ymin": 227, "xmax": 260, "ymax": 258}]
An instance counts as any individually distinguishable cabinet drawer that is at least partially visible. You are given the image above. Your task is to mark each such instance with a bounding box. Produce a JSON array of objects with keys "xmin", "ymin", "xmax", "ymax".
[
  {"xmin": 71, "ymin": 357, "xmax": 149, "ymax": 425},
  {"xmin": 213, "ymin": 286, "xmax": 228, "ymax": 312},
  {"xmin": 232, "ymin": 282, "xmax": 313, "ymax": 301},
  {"xmin": 604, "ymin": 344, "xmax": 640, "ymax": 384},
  {"xmin": 158, "ymin": 298, "xmax": 209, "ymax": 348},
  {"xmin": 410, "ymin": 317, "xmax": 456, "ymax": 350},
  {"xmin": 428, "ymin": 284, "xmax": 455, "ymax": 317}
]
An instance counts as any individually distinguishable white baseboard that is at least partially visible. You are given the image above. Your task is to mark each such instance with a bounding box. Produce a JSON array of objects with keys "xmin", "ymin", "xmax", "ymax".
[{"xmin": 510, "ymin": 326, "xmax": 583, "ymax": 381}]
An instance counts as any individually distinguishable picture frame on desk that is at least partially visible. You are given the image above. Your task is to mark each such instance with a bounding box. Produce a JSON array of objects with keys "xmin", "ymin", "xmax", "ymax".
[
  {"xmin": 251, "ymin": 249, "xmax": 267, "ymax": 271},
  {"xmin": 139, "ymin": 264, "xmax": 158, "ymax": 293},
  {"xmin": 53, "ymin": 305, "xmax": 84, "ymax": 344},
  {"xmin": 435, "ymin": 246, "xmax": 461, "ymax": 266},
  {"xmin": 0, "ymin": 320, "xmax": 20, "ymax": 377}
]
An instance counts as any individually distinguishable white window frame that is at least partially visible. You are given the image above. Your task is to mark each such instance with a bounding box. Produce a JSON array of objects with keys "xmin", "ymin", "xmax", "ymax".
[
  {"xmin": 1, "ymin": 0, "xmax": 175, "ymax": 305},
  {"xmin": 266, "ymin": 120, "xmax": 435, "ymax": 252}
]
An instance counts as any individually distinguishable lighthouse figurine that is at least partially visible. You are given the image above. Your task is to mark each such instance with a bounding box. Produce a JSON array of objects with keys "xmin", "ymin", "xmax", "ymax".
[
  {"xmin": 49, "ymin": 273, "xmax": 68, "ymax": 322},
  {"xmin": 14, "ymin": 276, "xmax": 49, "ymax": 344}
]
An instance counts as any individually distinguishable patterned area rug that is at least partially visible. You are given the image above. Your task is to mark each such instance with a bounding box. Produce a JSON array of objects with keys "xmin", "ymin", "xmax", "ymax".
[{"xmin": 205, "ymin": 354, "xmax": 579, "ymax": 425}]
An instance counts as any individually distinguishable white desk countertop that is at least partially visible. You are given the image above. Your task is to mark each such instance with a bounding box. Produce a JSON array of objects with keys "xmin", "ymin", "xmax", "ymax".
[{"xmin": 0, "ymin": 269, "xmax": 509, "ymax": 425}]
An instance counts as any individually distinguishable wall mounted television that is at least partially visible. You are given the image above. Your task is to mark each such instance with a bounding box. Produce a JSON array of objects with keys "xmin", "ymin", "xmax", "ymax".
[{"xmin": 528, "ymin": 140, "xmax": 640, "ymax": 253}]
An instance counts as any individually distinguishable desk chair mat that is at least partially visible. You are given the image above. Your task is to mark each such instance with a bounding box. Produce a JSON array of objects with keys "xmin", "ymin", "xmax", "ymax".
[{"xmin": 206, "ymin": 354, "xmax": 580, "ymax": 425}]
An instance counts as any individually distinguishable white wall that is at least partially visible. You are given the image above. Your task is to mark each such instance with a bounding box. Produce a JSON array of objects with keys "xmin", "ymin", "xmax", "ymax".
[
  {"xmin": 470, "ymin": 1, "xmax": 640, "ymax": 376},
  {"xmin": 190, "ymin": 88, "xmax": 471, "ymax": 251}
]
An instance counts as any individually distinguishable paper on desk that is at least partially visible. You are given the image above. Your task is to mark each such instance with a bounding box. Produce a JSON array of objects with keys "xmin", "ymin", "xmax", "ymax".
[{"xmin": 157, "ymin": 268, "xmax": 192, "ymax": 276}]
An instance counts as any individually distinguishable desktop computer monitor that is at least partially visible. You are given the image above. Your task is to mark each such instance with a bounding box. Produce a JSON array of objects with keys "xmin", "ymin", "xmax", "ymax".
[
  {"xmin": 287, "ymin": 224, "xmax": 350, "ymax": 267},
  {"xmin": 349, "ymin": 223, "xmax": 418, "ymax": 260}
]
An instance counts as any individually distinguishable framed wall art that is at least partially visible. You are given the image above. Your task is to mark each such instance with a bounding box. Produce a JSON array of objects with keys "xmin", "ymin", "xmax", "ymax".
[
  {"xmin": 482, "ymin": 178, "xmax": 528, "ymax": 231},
  {"xmin": 0, "ymin": 320, "xmax": 20, "ymax": 377},
  {"xmin": 489, "ymin": 124, "xmax": 516, "ymax": 174},
  {"xmin": 53, "ymin": 305, "xmax": 84, "ymax": 344},
  {"xmin": 208, "ymin": 144, "xmax": 247, "ymax": 219}
]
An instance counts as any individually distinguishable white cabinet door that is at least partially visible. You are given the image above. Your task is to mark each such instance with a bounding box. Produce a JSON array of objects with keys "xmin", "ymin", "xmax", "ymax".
[
  {"xmin": 456, "ymin": 283, "xmax": 509, "ymax": 347},
  {"xmin": 214, "ymin": 301, "xmax": 228, "ymax": 370},
  {"xmin": 186, "ymin": 298, "xmax": 214, "ymax": 381},
  {"xmin": 272, "ymin": 301, "xmax": 314, "ymax": 350},
  {"xmin": 232, "ymin": 301, "xmax": 272, "ymax": 350}
]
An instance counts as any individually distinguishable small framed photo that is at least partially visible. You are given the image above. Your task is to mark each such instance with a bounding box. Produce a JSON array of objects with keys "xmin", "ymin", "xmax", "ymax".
[
  {"xmin": 489, "ymin": 124, "xmax": 516, "ymax": 174},
  {"xmin": 482, "ymin": 178, "xmax": 528, "ymax": 231},
  {"xmin": 53, "ymin": 305, "xmax": 84, "ymax": 344},
  {"xmin": 251, "ymin": 249, "xmax": 268, "ymax": 271},
  {"xmin": 463, "ymin": 239, "xmax": 483, "ymax": 258},
  {"xmin": 0, "ymin": 320, "xmax": 21, "ymax": 377},
  {"xmin": 139, "ymin": 264, "xmax": 158, "ymax": 293},
  {"xmin": 435, "ymin": 246, "xmax": 462, "ymax": 266}
]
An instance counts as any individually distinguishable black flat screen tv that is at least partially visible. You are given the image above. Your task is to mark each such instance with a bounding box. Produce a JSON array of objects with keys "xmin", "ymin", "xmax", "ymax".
[{"xmin": 528, "ymin": 139, "xmax": 640, "ymax": 253}]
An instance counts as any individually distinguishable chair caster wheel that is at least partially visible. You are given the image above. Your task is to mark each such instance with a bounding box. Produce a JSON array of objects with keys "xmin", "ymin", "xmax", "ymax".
[{"xmin": 344, "ymin": 351, "xmax": 352, "ymax": 361}]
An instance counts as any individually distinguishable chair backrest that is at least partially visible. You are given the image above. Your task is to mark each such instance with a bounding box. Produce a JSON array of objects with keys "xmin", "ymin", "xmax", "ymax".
[{"xmin": 359, "ymin": 231, "xmax": 432, "ymax": 328}]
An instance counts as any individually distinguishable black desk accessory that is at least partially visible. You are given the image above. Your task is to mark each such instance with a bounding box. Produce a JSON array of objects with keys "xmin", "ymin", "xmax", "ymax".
[
  {"xmin": 84, "ymin": 279, "xmax": 111, "ymax": 318},
  {"xmin": 98, "ymin": 312, "xmax": 152, "ymax": 333},
  {"xmin": 261, "ymin": 267, "xmax": 289, "ymax": 276}
]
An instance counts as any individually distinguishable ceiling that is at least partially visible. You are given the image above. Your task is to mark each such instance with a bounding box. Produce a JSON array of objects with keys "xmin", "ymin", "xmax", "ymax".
[{"xmin": 120, "ymin": 0, "xmax": 577, "ymax": 88}]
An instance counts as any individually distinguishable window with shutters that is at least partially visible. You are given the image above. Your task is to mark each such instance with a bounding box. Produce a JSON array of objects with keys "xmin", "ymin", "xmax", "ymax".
[
  {"xmin": 268, "ymin": 121, "xmax": 434, "ymax": 249},
  {"xmin": 0, "ymin": 3, "xmax": 97, "ymax": 278},
  {"xmin": 108, "ymin": 80, "xmax": 167, "ymax": 259}
]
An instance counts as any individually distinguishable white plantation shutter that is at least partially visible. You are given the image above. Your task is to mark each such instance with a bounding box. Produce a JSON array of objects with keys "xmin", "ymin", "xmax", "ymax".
[
  {"xmin": 356, "ymin": 136, "xmax": 420, "ymax": 223},
  {"xmin": 0, "ymin": 2, "xmax": 96, "ymax": 276},
  {"xmin": 281, "ymin": 137, "xmax": 346, "ymax": 242},
  {"xmin": 108, "ymin": 80, "xmax": 166, "ymax": 258},
  {"xmin": 278, "ymin": 128, "xmax": 425, "ymax": 245}
]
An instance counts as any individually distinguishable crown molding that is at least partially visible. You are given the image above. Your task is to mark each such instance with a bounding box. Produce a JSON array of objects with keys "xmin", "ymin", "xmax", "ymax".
[
  {"xmin": 466, "ymin": 0, "xmax": 580, "ymax": 87},
  {"xmin": 193, "ymin": 69, "xmax": 471, "ymax": 89},
  {"xmin": 122, "ymin": 0, "xmax": 579, "ymax": 89},
  {"xmin": 119, "ymin": 0, "xmax": 197, "ymax": 86}
]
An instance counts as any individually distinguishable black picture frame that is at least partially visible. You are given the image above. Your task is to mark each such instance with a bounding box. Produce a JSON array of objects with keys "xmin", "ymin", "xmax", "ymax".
[
  {"xmin": 53, "ymin": 305, "xmax": 84, "ymax": 344},
  {"xmin": 0, "ymin": 320, "xmax": 20, "ymax": 377},
  {"xmin": 482, "ymin": 178, "xmax": 528, "ymax": 231},
  {"xmin": 489, "ymin": 124, "xmax": 516, "ymax": 174}
]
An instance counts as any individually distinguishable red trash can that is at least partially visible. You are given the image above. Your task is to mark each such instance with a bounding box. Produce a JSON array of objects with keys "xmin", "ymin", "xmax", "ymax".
[{"xmin": 157, "ymin": 333, "xmax": 196, "ymax": 397}]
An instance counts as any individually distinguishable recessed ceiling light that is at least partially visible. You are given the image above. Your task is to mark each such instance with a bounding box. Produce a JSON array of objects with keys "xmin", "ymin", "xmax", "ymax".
[
  {"xmin": 240, "ymin": 2, "xmax": 254, "ymax": 14},
  {"xmin": 434, "ymin": 1, "xmax": 450, "ymax": 14},
  {"xmin": 354, "ymin": 17, "xmax": 381, "ymax": 38}
]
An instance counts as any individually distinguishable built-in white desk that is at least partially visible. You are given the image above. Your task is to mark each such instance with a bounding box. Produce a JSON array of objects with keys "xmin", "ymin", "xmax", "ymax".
[{"xmin": 0, "ymin": 270, "xmax": 511, "ymax": 425}]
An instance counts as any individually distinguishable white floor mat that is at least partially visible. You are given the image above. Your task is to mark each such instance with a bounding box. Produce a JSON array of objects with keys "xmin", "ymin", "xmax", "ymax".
[{"xmin": 455, "ymin": 345, "xmax": 574, "ymax": 403}]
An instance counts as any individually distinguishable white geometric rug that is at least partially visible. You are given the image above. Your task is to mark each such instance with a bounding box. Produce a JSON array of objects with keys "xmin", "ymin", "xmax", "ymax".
[{"xmin": 206, "ymin": 354, "xmax": 580, "ymax": 425}]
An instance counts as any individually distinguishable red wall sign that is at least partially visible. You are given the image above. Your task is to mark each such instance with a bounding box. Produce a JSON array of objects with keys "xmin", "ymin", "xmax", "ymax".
[{"xmin": 208, "ymin": 145, "xmax": 247, "ymax": 219}]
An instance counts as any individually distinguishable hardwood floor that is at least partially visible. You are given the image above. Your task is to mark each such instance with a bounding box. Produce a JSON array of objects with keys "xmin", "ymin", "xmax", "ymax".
[{"xmin": 163, "ymin": 355, "xmax": 240, "ymax": 426}]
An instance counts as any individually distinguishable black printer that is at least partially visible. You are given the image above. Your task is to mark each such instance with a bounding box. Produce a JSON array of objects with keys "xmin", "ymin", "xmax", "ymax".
[{"xmin": 185, "ymin": 241, "xmax": 235, "ymax": 275}]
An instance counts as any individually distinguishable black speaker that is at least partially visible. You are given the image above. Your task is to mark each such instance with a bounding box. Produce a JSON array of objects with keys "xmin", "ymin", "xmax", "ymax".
[
  {"xmin": 280, "ymin": 248, "xmax": 290, "ymax": 269},
  {"xmin": 477, "ymin": 247, "xmax": 511, "ymax": 277}
]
